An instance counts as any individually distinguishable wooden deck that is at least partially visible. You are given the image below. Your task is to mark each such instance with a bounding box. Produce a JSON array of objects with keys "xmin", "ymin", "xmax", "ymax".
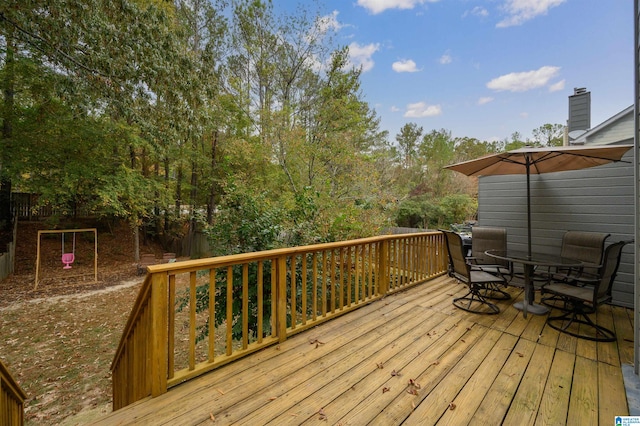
[{"xmin": 95, "ymin": 275, "xmax": 634, "ymax": 425}]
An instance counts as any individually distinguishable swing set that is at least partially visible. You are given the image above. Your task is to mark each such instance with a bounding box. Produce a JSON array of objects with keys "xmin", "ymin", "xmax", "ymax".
[{"xmin": 34, "ymin": 228, "xmax": 98, "ymax": 289}]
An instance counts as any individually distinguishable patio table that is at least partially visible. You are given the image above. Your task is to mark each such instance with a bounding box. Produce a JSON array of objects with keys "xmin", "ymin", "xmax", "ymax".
[{"xmin": 485, "ymin": 249, "xmax": 583, "ymax": 318}]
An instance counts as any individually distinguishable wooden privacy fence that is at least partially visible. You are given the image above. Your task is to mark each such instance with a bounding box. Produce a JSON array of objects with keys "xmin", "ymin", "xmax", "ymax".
[
  {"xmin": 1, "ymin": 359, "xmax": 27, "ymax": 426},
  {"xmin": 0, "ymin": 219, "xmax": 18, "ymax": 282},
  {"xmin": 111, "ymin": 232, "xmax": 448, "ymax": 410}
]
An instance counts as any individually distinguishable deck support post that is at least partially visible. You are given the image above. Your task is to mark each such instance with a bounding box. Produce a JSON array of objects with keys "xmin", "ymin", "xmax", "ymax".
[{"xmin": 150, "ymin": 272, "xmax": 168, "ymax": 397}]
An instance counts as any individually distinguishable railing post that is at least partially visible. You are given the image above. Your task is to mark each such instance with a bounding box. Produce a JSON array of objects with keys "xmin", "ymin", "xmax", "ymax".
[
  {"xmin": 150, "ymin": 272, "xmax": 168, "ymax": 397},
  {"xmin": 378, "ymin": 240, "xmax": 390, "ymax": 295},
  {"xmin": 277, "ymin": 255, "xmax": 288, "ymax": 342}
]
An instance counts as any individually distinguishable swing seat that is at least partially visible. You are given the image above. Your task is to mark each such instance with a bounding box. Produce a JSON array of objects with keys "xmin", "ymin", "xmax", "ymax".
[{"xmin": 62, "ymin": 253, "xmax": 75, "ymax": 269}]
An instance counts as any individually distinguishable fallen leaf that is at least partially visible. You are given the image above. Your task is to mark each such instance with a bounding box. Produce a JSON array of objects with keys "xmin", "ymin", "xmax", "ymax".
[
  {"xmin": 376, "ymin": 362, "xmax": 384, "ymax": 369},
  {"xmin": 210, "ymin": 413, "xmax": 215, "ymax": 421},
  {"xmin": 383, "ymin": 386, "xmax": 391, "ymax": 393},
  {"xmin": 268, "ymin": 396, "xmax": 277, "ymax": 401},
  {"xmin": 318, "ymin": 408, "xmax": 327, "ymax": 421},
  {"xmin": 391, "ymin": 369, "xmax": 401, "ymax": 377},
  {"xmin": 449, "ymin": 403, "xmax": 456, "ymax": 411},
  {"xmin": 216, "ymin": 388, "xmax": 225, "ymax": 395}
]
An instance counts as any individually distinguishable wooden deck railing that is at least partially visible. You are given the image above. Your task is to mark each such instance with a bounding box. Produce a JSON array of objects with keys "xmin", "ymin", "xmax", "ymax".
[
  {"xmin": 1, "ymin": 359, "xmax": 27, "ymax": 426},
  {"xmin": 111, "ymin": 232, "xmax": 447, "ymax": 409}
]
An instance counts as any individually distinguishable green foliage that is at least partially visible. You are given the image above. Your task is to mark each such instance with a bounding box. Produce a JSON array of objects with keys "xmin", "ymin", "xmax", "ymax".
[
  {"xmin": 395, "ymin": 193, "xmax": 476, "ymax": 230},
  {"xmin": 207, "ymin": 186, "xmax": 283, "ymax": 256}
]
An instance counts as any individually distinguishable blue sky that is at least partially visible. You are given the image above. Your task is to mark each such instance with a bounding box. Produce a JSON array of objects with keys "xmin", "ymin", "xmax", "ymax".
[{"xmin": 280, "ymin": 0, "xmax": 632, "ymax": 143}]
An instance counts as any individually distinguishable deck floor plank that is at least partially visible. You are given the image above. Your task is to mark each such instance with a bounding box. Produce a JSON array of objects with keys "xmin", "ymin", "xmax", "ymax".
[
  {"xmin": 567, "ymin": 356, "xmax": 598, "ymax": 426},
  {"xmin": 612, "ymin": 305, "xmax": 635, "ymax": 365},
  {"xmin": 94, "ymin": 276, "xmax": 633, "ymax": 425},
  {"xmin": 503, "ymin": 343, "xmax": 556, "ymax": 425},
  {"xmin": 433, "ymin": 332, "xmax": 518, "ymax": 425},
  {"xmin": 598, "ymin": 305, "xmax": 621, "ymax": 366},
  {"xmin": 467, "ymin": 338, "xmax": 538, "ymax": 425},
  {"xmin": 534, "ymin": 349, "xmax": 574, "ymax": 425},
  {"xmin": 598, "ymin": 360, "xmax": 628, "ymax": 424}
]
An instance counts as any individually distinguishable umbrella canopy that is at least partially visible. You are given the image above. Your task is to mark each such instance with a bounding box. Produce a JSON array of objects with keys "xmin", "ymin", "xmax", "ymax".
[
  {"xmin": 444, "ymin": 144, "xmax": 634, "ymax": 255},
  {"xmin": 445, "ymin": 144, "xmax": 634, "ymax": 177}
]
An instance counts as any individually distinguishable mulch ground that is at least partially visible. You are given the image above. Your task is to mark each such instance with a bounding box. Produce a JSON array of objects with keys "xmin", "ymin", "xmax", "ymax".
[{"xmin": 1, "ymin": 220, "xmax": 167, "ymax": 425}]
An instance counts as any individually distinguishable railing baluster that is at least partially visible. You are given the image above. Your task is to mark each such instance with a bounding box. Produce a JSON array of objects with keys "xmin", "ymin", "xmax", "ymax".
[
  {"xmin": 321, "ymin": 251, "xmax": 327, "ymax": 317},
  {"xmin": 168, "ymin": 275, "xmax": 176, "ymax": 378},
  {"xmin": 312, "ymin": 253, "xmax": 318, "ymax": 321},
  {"xmin": 330, "ymin": 250, "xmax": 336, "ymax": 314},
  {"xmin": 271, "ymin": 260, "xmax": 277, "ymax": 338},
  {"xmin": 257, "ymin": 261, "xmax": 263, "ymax": 344},
  {"xmin": 226, "ymin": 266, "xmax": 233, "ymax": 356},
  {"xmin": 347, "ymin": 246, "xmax": 352, "ymax": 307},
  {"xmin": 208, "ymin": 269, "xmax": 216, "ymax": 362},
  {"xmin": 338, "ymin": 248, "xmax": 345, "ymax": 310},
  {"xmin": 277, "ymin": 255, "xmax": 287, "ymax": 342},
  {"xmin": 301, "ymin": 255, "xmax": 308, "ymax": 324},
  {"xmin": 189, "ymin": 272, "xmax": 196, "ymax": 371},
  {"xmin": 242, "ymin": 263, "xmax": 249, "ymax": 350},
  {"xmin": 291, "ymin": 256, "xmax": 297, "ymax": 328}
]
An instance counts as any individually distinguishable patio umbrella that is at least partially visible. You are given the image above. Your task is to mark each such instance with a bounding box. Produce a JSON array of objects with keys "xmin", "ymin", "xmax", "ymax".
[{"xmin": 444, "ymin": 144, "xmax": 634, "ymax": 256}]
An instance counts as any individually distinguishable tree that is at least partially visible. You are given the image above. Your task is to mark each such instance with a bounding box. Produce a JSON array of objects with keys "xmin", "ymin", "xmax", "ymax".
[
  {"xmin": 532, "ymin": 123, "xmax": 564, "ymax": 147},
  {"xmin": 395, "ymin": 123, "xmax": 422, "ymax": 169}
]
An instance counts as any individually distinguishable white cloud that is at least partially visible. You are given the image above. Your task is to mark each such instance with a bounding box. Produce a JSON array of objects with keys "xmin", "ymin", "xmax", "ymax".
[
  {"xmin": 520, "ymin": 112, "xmax": 529, "ymax": 118},
  {"xmin": 404, "ymin": 101, "xmax": 442, "ymax": 118},
  {"xmin": 347, "ymin": 42, "xmax": 380, "ymax": 72},
  {"xmin": 391, "ymin": 106, "xmax": 401, "ymax": 112},
  {"xmin": 549, "ymin": 79, "xmax": 565, "ymax": 92},
  {"xmin": 477, "ymin": 97, "xmax": 494, "ymax": 105},
  {"xmin": 392, "ymin": 59, "xmax": 420, "ymax": 72},
  {"xmin": 463, "ymin": 6, "xmax": 489, "ymax": 18},
  {"xmin": 497, "ymin": 0, "xmax": 566, "ymax": 28},
  {"xmin": 357, "ymin": 0, "xmax": 439, "ymax": 15},
  {"xmin": 486, "ymin": 66, "xmax": 560, "ymax": 92},
  {"xmin": 315, "ymin": 10, "xmax": 343, "ymax": 35},
  {"xmin": 438, "ymin": 53, "xmax": 452, "ymax": 65}
]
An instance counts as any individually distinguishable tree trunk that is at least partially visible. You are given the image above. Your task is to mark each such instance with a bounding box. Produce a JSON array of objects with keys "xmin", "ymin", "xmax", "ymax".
[
  {"xmin": 207, "ymin": 130, "xmax": 218, "ymax": 224},
  {"xmin": 0, "ymin": 30, "xmax": 15, "ymax": 228},
  {"xmin": 132, "ymin": 215, "xmax": 140, "ymax": 262}
]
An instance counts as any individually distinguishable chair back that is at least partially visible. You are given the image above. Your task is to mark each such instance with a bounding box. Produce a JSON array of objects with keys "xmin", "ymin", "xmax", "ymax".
[
  {"xmin": 560, "ymin": 231, "xmax": 610, "ymax": 275},
  {"xmin": 594, "ymin": 240, "xmax": 631, "ymax": 303},
  {"xmin": 471, "ymin": 226, "xmax": 508, "ymax": 267},
  {"xmin": 441, "ymin": 230, "xmax": 470, "ymax": 283}
]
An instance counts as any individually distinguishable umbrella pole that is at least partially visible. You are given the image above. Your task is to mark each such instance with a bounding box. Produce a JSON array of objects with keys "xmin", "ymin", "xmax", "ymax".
[{"xmin": 526, "ymin": 160, "xmax": 532, "ymax": 257}]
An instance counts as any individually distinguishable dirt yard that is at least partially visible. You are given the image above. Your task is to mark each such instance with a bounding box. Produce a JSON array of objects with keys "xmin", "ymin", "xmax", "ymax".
[{"xmin": 1, "ymin": 221, "xmax": 166, "ymax": 425}]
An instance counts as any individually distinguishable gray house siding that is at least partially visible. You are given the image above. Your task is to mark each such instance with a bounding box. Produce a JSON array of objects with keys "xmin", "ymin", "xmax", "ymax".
[
  {"xmin": 477, "ymin": 150, "xmax": 635, "ymax": 307},
  {"xmin": 580, "ymin": 108, "xmax": 634, "ymax": 145}
]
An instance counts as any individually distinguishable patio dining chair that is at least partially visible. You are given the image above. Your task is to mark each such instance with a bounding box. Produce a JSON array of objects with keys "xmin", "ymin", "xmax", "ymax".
[
  {"xmin": 441, "ymin": 230, "xmax": 507, "ymax": 315},
  {"xmin": 469, "ymin": 226, "xmax": 512, "ymax": 300},
  {"xmin": 541, "ymin": 230, "xmax": 610, "ymax": 308},
  {"xmin": 541, "ymin": 239, "xmax": 631, "ymax": 342}
]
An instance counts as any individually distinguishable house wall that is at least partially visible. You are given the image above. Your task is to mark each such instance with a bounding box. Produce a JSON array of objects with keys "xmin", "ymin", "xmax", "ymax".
[
  {"xmin": 584, "ymin": 111, "xmax": 635, "ymax": 145},
  {"xmin": 477, "ymin": 150, "xmax": 635, "ymax": 307}
]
